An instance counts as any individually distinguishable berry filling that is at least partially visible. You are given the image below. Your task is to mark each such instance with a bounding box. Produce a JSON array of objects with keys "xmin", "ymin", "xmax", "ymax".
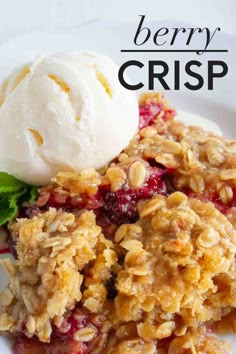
[
  {"xmin": 187, "ymin": 189, "xmax": 236, "ymax": 215},
  {"xmin": 139, "ymin": 101, "xmax": 164, "ymax": 129},
  {"xmin": 18, "ymin": 167, "xmax": 168, "ymax": 239},
  {"xmin": 13, "ymin": 336, "xmax": 87, "ymax": 354},
  {"xmin": 100, "ymin": 168, "xmax": 167, "ymax": 225},
  {"xmin": 139, "ymin": 100, "xmax": 175, "ymax": 129},
  {"xmin": 13, "ymin": 314, "xmax": 99, "ymax": 354}
]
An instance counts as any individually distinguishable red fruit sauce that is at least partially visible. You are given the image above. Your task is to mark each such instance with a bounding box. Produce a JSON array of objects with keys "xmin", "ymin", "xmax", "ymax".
[
  {"xmin": 13, "ymin": 314, "xmax": 98, "ymax": 354},
  {"xmin": 13, "ymin": 336, "xmax": 87, "ymax": 354},
  {"xmin": 0, "ymin": 247, "xmax": 10, "ymax": 255}
]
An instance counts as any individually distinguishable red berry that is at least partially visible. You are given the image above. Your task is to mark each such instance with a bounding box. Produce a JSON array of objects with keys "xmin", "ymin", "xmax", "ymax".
[
  {"xmin": 139, "ymin": 102, "xmax": 163, "ymax": 129},
  {"xmin": 100, "ymin": 168, "xmax": 167, "ymax": 225}
]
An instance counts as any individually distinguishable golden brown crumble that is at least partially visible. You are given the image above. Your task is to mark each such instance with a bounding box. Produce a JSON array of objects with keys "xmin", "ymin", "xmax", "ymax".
[
  {"xmin": 115, "ymin": 193, "xmax": 236, "ymax": 339},
  {"xmin": 0, "ymin": 209, "xmax": 116, "ymax": 342},
  {"xmin": 103, "ymin": 326, "xmax": 231, "ymax": 354},
  {"xmin": 125, "ymin": 108, "xmax": 236, "ymax": 204},
  {"xmin": 53, "ymin": 169, "xmax": 102, "ymax": 196}
]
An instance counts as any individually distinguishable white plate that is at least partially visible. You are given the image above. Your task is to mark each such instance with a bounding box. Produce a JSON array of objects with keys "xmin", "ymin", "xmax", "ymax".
[{"xmin": 0, "ymin": 19, "xmax": 235, "ymax": 352}]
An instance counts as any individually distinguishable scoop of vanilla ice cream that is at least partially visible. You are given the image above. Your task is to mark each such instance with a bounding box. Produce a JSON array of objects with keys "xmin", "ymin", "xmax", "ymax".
[{"xmin": 0, "ymin": 52, "xmax": 139, "ymax": 185}]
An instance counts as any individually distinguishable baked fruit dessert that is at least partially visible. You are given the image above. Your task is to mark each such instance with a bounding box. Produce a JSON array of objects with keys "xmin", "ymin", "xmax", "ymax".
[{"xmin": 0, "ymin": 53, "xmax": 236, "ymax": 353}]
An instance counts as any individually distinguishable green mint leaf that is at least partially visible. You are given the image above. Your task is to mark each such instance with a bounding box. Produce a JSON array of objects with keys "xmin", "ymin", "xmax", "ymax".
[
  {"xmin": 9, "ymin": 188, "xmax": 28, "ymax": 209},
  {"xmin": 0, "ymin": 173, "xmax": 39, "ymax": 226},
  {"xmin": 0, "ymin": 172, "xmax": 26, "ymax": 193},
  {"xmin": 21, "ymin": 186, "xmax": 39, "ymax": 205},
  {"xmin": 0, "ymin": 194, "xmax": 17, "ymax": 225},
  {"xmin": 0, "ymin": 207, "xmax": 16, "ymax": 225}
]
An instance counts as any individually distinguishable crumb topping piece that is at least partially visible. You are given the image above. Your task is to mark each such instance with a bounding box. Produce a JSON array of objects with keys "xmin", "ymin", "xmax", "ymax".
[
  {"xmin": 0, "ymin": 209, "xmax": 116, "ymax": 342},
  {"xmin": 126, "ymin": 101, "xmax": 236, "ymax": 204},
  {"xmin": 115, "ymin": 192, "xmax": 236, "ymax": 341}
]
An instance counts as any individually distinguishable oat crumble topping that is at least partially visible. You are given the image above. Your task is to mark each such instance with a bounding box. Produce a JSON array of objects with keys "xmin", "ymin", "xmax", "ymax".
[
  {"xmin": 0, "ymin": 209, "xmax": 116, "ymax": 342},
  {"xmin": 115, "ymin": 193, "xmax": 236, "ymax": 336}
]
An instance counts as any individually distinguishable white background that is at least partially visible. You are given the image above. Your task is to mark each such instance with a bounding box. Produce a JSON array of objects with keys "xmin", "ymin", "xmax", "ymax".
[{"xmin": 0, "ymin": 0, "xmax": 235, "ymax": 43}]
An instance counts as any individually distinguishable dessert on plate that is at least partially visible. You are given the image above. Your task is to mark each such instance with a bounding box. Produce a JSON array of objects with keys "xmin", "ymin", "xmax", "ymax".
[{"xmin": 0, "ymin": 51, "xmax": 235, "ymax": 354}]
